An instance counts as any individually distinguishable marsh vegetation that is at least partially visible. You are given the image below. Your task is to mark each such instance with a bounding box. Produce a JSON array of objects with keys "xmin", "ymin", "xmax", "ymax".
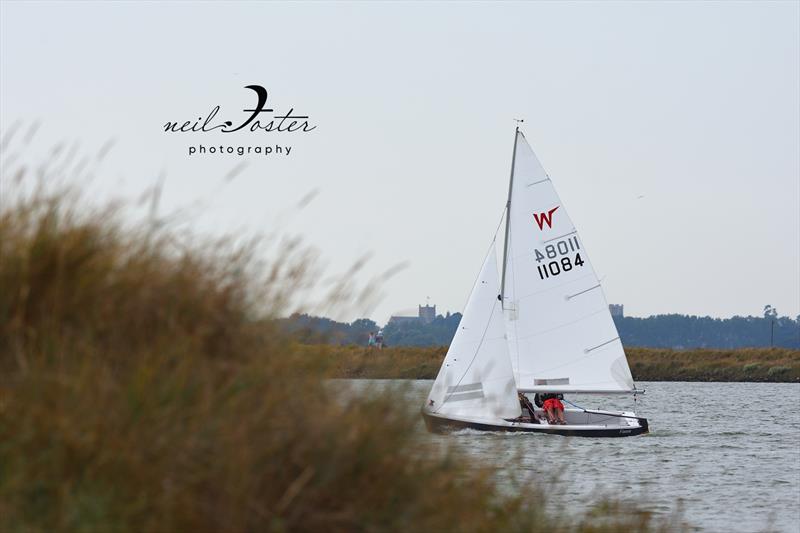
[{"xmin": 320, "ymin": 345, "xmax": 800, "ymax": 382}]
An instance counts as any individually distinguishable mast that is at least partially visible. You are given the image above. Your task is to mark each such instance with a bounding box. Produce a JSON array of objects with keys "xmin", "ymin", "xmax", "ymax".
[{"xmin": 500, "ymin": 122, "xmax": 521, "ymax": 307}]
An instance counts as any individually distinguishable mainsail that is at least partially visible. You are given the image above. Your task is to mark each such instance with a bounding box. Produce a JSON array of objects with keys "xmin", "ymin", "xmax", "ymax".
[
  {"xmin": 502, "ymin": 131, "xmax": 635, "ymax": 393},
  {"xmin": 426, "ymin": 243, "xmax": 521, "ymax": 420}
]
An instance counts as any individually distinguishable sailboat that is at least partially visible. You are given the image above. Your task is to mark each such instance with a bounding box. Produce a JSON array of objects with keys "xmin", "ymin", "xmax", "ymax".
[{"xmin": 422, "ymin": 127, "xmax": 649, "ymax": 437}]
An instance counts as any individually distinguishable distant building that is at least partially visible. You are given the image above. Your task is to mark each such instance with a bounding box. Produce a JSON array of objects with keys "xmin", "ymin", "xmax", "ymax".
[
  {"xmin": 418, "ymin": 304, "xmax": 436, "ymax": 324},
  {"xmin": 609, "ymin": 304, "xmax": 624, "ymax": 318},
  {"xmin": 387, "ymin": 315, "xmax": 419, "ymax": 326},
  {"xmin": 389, "ymin": 303, "xmax": 438, "ymax": 326}
]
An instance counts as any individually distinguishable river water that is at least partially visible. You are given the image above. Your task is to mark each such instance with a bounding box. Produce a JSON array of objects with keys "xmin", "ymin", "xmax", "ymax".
[{"xmin": 343, "ymin": 380, "xmax": 800, "ymax": 532}]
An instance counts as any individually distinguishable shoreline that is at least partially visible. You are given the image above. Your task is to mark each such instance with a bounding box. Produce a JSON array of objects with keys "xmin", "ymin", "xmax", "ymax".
[{"xmin": 301, "ymin": 345, "xmax": 800, "ymax": 383}]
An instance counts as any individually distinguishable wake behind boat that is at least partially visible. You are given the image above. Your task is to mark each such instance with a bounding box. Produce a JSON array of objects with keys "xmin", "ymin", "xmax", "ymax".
[{"xmin": 422, "ymin": 126, "xmax": 649, "ymax": 437}]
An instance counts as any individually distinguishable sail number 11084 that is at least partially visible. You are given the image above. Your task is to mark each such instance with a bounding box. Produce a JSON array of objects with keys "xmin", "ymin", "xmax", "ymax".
[{"xmin": 535, "ymin": 236, "xmax": 584, "ymax": 279}]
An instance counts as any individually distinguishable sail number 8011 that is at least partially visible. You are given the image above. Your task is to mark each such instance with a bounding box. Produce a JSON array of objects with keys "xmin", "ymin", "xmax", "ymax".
[{"xmin": 534, "ymin": 236, "xmax": 584, "ymax": 279}]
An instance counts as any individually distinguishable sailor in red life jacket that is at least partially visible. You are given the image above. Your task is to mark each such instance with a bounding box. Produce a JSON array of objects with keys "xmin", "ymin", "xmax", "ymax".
[{"xmin": 542, "ymin": 394, "xmax": 567, "ymax": 425}]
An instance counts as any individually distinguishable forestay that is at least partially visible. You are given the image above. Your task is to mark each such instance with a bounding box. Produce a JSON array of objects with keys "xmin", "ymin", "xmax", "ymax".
[
  {"xmin": 502, "ymin": 131, "xmax": 635, "ymax": 393},
  {"xmin": 427, "ymin": 243, "xmax": 521, "ymax": 420}
]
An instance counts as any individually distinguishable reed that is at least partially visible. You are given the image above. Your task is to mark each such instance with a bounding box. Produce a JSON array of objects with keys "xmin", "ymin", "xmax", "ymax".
[
  {"xmin": 314, "ymin": 345, "xmax": 799, "ymax": 382},
  {"xmin": 0, "ymin": 168, "xmax": 684, "ymax": 532},
  {"xmin": 627, "ymin": 347, "xmax": 799, "ymax": 382}
]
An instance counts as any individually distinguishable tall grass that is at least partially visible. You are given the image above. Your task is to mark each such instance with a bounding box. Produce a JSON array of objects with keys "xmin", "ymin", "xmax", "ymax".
[
  {"xmin": 0, "ymin": 147, "xmax": 681, "ymax": 532},
  {"xmin": 627, "ymin": 347, "xmax": 799, "ymax": 382},
  {"xmin": 315, "ymin": 345, "xmax": 800, "ymax": 382},
  {"xmin": 296, "ymin": 344, "xmax": 447, "ymax": 380}
]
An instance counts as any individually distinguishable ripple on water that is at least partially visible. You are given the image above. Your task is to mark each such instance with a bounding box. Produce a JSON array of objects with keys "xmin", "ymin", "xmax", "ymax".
[{"xmin": 363, "ymin": 380, "xmax": 800, "ymax": 533}]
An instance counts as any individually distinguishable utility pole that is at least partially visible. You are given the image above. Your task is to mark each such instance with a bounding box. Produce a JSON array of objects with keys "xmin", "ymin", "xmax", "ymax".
[{"xmin": 770, "ymin": 320, "xmax": 775, "ymax": 347}]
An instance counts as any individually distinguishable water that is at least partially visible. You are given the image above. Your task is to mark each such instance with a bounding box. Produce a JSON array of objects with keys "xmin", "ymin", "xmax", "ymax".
[{"xmin": 343, "ymin": 380, "xmax": 800, "ymax": 532}]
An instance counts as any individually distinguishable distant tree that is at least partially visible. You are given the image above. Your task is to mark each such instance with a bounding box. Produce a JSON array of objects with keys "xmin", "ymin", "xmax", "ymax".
[
  {"xmin": 278, "ymin": 314, "xmax": 377, "ymax": 345},
  {"xmin": 279, "ymin": 309, "xmax": 799, "ymax": 349},
  {"xmin": 382, "ymin": 313, "xmax": 462, "ymax": 347},
  {"xmin": 613, "ymin": 310, "xmax": 798, "ymax": 349},
  {"xmin": 349, "ymin": 318, "xmax": 379, "ymax": 345}
]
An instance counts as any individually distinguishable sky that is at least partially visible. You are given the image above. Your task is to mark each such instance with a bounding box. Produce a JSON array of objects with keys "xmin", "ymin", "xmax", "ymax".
[{"xmin": 1, "ymin": 1, "xmax": 798, "ymax": 324}]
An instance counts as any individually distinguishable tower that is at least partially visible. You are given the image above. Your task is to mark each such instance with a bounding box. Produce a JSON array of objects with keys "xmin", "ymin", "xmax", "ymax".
[{"xmin": 418, "ymin": 304, "xmax": 436, "ymax": 324}]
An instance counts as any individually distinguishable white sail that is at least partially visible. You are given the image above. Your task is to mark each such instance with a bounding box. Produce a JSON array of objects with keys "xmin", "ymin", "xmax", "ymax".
[
  {"xmin": 426, "ymin": 243, "xmax": 521, "ymax": 420},
  {"xmin": 502, "ymin": 131, "xmax": 635, "ymax": 393}
]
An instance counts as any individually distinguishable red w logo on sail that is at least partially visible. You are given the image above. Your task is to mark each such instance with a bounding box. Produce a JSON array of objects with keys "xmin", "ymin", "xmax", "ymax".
[{"xmin": 533, "ymin": 206, "xmax": 559, "ymax": 230}]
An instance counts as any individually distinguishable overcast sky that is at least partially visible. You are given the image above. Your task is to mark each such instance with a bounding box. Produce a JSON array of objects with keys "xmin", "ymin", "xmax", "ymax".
[{"xmin": 2, "ymin": 1, "xmax": 798, "ymax": 323}]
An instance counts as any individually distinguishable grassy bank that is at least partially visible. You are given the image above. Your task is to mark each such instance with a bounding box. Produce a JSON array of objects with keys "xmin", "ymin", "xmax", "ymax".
[
  {"xmin": 0, "ymin": 176, "xmax": 681, "ymax": 532},
  {"xmin": 626, "ymin": 347, "xmax": 799, "ymax": 382},
  {"xmin": 312, "ymin": 345, "xmax": 800, "ymax": 382}
]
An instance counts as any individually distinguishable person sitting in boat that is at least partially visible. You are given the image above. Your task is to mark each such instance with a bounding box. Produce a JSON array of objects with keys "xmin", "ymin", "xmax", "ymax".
[{"xmin": 542, "ymin": 393, "xmax": 566, "ymax": 425}]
